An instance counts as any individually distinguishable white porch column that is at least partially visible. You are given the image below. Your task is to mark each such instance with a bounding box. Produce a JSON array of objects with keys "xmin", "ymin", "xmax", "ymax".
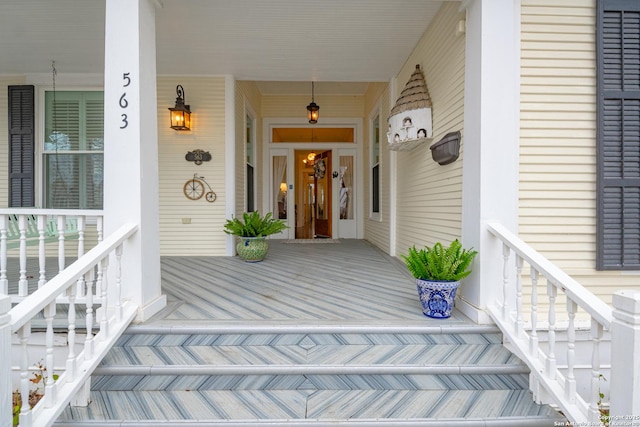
[
  {"xmin": 610, "ymin": 290, "xmax": 640, "ymax": 418},
  {"xmin": 459, "ymin": 0, "xmax": 520, "ymax": 323},
  {"xmin": 103, "ymin": 0, "xmax": 166, "ymax": 321},
  {"xmin": 0, "ymin": 296, "xmax": 10, "ymax": 427}
]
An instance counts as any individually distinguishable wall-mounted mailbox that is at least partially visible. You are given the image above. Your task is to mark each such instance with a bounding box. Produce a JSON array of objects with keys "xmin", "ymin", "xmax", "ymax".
[{"xmin": 430, "ymin": 131, "xmax": 461, "ymax": 165}]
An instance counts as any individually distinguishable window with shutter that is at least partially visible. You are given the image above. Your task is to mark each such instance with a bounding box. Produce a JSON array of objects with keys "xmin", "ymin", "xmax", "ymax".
[
  {"xmin": 597, "ymin": 0, "xmax": 640, "ymax": 269},
  {"xmin": 8, "ymin": 85, "xmax": 35, "ymax": 207},
  {"xmin": 43, "ymin": 91, "xmax": 104, "ymax": 209}
]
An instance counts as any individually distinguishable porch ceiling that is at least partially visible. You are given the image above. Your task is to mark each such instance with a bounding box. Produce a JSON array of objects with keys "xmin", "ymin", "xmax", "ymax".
[{"xmin": 0, "ymin": 0, "xmax": 447, "ymax": 94}]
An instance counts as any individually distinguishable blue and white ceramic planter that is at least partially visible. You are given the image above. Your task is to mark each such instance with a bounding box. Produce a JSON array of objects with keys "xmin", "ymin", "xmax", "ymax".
[
  {"xmin": 415, "ymin": 279, "xmax": 459, "ymax": 318},
  {"xmin": 236, "ymin": 236, "xmax": 269, "ymax": 262}
]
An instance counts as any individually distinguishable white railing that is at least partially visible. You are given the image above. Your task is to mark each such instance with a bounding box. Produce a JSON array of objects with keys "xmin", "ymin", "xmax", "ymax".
[
  {"xmin": 0, "ymin": 209, "xmax": 105, "ymax": 303},
  {"xmin": 1, "ymin": 221, "xmax": 139, "ymax": 427},
  {"xmin": 487, "ymin": 222, "xmax": 614, "ymax": 426}
]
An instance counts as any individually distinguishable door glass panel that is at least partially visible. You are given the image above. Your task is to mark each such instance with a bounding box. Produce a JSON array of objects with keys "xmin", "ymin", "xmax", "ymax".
[
  {"xmin": 339, "ymin": 156, "xmax": 354, "ymax": 219},
  {"xmin": 273, "ymin": 156, "xmax": 287, "ymax": 219}
]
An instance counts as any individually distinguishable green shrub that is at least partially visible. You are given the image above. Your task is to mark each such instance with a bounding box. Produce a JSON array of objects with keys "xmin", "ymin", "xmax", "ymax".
[
  {"xmin": 401, "ymin": 239, "xmax": 477, "ymax": 282},
  {"xmin": 223, "ymin": 211, "xmax": 288, "ymax": 237}
]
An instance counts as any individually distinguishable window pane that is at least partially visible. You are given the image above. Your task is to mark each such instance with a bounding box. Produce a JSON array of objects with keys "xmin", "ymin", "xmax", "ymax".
[
  {"xmin": 339, "ymin": 156, "xmax": 354, "ymax": 219},
  {"xmin": 247, "ymin": 164, "xmax": 255, "ymax": 212},
  {"xmin": 372, "ymin": 164, "xmax": 380, "ymax": 213},
  {"xmin": 44, "ymin": 153, "xmax": 103, "ymax": 209},
  {"xmin": 44, "ymin": 91, "xmax": 104, "ymax": 209},
  {"xmin": 246, "ymin": 115, "xmax": 253, "ymax": 165},
  {"xmin": 45, "ymin": 91, "xmax": 104, "ymax": 151},
  {"xmin": 273, "ymin": 156, "xmax": 287, "ymax": 220}
]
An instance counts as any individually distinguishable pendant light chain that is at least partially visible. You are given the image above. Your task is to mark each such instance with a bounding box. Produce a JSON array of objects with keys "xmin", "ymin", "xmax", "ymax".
[{"xmin": 51, "ymin": 60, "xmax": 58, "ymax": 136}]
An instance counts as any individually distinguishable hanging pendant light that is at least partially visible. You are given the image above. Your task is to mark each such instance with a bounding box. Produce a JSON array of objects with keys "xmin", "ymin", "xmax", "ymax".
[{"xmin": 306, "ymin": 81, "xmax": 320, "ymax": 124}]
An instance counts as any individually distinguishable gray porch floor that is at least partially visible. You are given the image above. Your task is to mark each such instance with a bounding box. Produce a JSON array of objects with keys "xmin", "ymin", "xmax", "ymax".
[{"xmin": 148, "ymin": 239, "xmax": 474, "ymax": 327}]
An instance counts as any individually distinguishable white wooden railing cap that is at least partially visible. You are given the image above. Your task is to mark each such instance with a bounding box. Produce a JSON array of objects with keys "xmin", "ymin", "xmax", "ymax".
[{"xmin": 612, "ymin": 290, "xmax": 640, "ymax": 325}]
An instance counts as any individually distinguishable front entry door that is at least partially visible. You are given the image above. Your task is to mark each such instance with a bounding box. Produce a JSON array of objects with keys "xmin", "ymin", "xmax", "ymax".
[{"xmin": 314, "ymin": 150, "xmax": 331, "ymax": 238}]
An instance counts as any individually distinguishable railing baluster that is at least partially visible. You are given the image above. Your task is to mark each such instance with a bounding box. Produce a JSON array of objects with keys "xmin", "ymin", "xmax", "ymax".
[
  {"xmin": 44, "ymin": 301, "xmax": 57, "ymax": 408},
  {"xmin": 515, "ymin": 254, "xmax": 523, "ymax": 335},
  {"xmin": 18, "ymin": 323, "xmax": 32, "ymax": 427},
  {"xmin": 84, "ymin": 269, "xmax": 95, "ymax": 360},
  {"xmin": 97, "ymin": 216, "xmax": 104, "ymax": 243},
  {"xmin": 76, "ymin": 216, "xmax": 86, "ymax": 297},
  {"xmin": 18, "ymin": 215, "xmax": 28, "ymax": 297},
  {"xmin": 566, "ymin": 299, "xmax": 577, "ymax": 403},
  {"xmin": 66, "ymin": 285, "xmax": 77, "ymax": 382},
  {"xmin": 589, "ymin": 319, "xmax": 603, "ymax": 422},
  {"xmin": 502, "ymin": 243, "xmax": 510, "ymax": 319},
  {"xmin": 77, "ymin": 215, "xmax": 86, "ymax": 257},
  {"xmin": 57, "ymin": 215, "xmax": 66, "ymax": 273},
  {"xmin": 99, "ymin": 256, "xmax": 109, "ymax": 339},
  {"xmin": 115, "ymin": 244, "xmax": 123, "ymax": 320},
  {"xmin": 530, "ymin": 267, "xmax": 539, "ymax": 357},
  {"xmin": 37, "ymin": 215, "xmax": 47, "ymax": 289},
  {"xmin": 0, "ymin": 215, "xmax": 7, "ymax": 294},
  {"xmin": 546, "ymin": 281, "xmax": 557, "ymax": 379}
]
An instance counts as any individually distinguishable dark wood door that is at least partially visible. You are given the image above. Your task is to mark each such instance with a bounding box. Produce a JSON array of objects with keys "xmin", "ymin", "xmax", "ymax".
[{"xmin": 314, "ymin": 150, "xmax": 331, "ymax": 238}]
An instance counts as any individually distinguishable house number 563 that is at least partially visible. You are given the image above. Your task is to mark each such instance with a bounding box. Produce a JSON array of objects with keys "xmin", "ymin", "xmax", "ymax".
[{"xmin": 119, "ymin": 72, "xmax": 131, "ymax": 129}]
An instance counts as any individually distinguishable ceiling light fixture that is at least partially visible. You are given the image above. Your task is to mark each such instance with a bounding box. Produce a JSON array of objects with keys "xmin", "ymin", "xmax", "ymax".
[{"xmin": 306, "ymin": 82, "xmax": 319, "ymax": 124}]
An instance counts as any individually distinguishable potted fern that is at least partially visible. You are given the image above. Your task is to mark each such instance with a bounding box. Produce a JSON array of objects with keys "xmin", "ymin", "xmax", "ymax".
[
  {"xmin": 401, "ymin": 239, "xmax": 477, "ymax": 318},
  {"xmin": 224, "ymin": 211, "xmax": 288, "ymax": 262}
]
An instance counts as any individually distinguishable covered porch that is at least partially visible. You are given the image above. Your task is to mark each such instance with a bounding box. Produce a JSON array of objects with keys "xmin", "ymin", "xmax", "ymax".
[{"xmin": 153, "ymin": 239, "xmax": 469, "ymax": 325}]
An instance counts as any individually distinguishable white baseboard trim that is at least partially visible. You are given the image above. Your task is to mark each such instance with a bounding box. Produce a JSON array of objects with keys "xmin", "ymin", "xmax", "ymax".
[
  {"xmin": 134, "ymin": 294, "xmax": 167, "ymax": 323},
  {"xmin": 456, "ymin": 297, "xmax": 494, "ymax": 324}
]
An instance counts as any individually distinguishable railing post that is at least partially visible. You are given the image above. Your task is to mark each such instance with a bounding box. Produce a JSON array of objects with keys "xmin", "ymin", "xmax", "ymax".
[
  {"xmin": 610, "ymin": 290, "xmax": 640, "ymax": 420},
  {"xmin": 0, "ymin": 295, "xmax": 11, "ymax": 427}
]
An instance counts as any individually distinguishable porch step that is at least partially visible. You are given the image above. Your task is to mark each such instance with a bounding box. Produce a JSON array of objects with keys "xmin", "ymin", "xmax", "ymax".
[{"xmin": 55, "ymin": 324, "xmax": 566, "ymax": 426}]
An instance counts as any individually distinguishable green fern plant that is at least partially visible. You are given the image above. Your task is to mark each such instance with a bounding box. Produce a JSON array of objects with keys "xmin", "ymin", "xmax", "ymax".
[
  {"xmin": 401, "ymin": 239, "xmax": 477, "ymax": 281},
  {"xmin": 223, "ymin": 211, "xmax": 288, "ymax": 237}
]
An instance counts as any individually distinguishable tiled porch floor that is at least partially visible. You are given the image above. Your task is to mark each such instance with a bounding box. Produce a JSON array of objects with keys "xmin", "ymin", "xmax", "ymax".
[{"xmin": 147, "ymin": 239, "xmax": 474, "ymax": 327}]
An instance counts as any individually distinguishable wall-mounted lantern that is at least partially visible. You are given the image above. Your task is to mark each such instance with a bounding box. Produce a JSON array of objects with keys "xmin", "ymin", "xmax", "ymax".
[{"xmin": 169, "ymin": 85, "xmax": 191, "ymax": 131}]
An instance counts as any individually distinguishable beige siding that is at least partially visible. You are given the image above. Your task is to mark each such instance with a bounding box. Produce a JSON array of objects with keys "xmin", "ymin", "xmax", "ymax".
[
  {"xmin": 0, "ymin": 76, "xmax": 28, "ymax": 208},
  {"xmin": 394, "ymin": 2, "xmax": 466, "ymax": 257},
  {"xmin": 520, "ymin": 0, "xmax": 640, "ymax": 305},
  {"xmin": 157, "ymin": 77, "xmax": 227, "ymax": 256}
]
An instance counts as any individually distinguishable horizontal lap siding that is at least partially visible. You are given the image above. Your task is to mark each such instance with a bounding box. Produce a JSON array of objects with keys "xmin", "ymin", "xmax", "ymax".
[
  {"xmin": 157, "ymin": 77, "xmax": 227, "ymax": 256},
  {"xmin": 521, "ymin": 0, "xmax": 640, "ymax": 301},
  {"xmin": 520, "ymin": 0, "xmax": 597, "ymax": 274},
  {"xmin": 395, "ymin": 2, "xmax": 466, "ymax": 256}
]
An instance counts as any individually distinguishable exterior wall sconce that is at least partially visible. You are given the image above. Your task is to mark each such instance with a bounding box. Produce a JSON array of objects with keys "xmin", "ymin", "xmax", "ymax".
[
  {"xmin": 306, "ymin": 82, "xmax": 320, "ymax": 124},
  {"xmin": 169, "ymin": 85, "xmax": 191, "ymax": 130}
]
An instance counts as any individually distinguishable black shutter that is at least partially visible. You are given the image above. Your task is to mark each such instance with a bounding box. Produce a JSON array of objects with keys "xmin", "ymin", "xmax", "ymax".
[
  {"xmin": 8, "ymin": 85, "xmax": 35, "ymax": 207},
  {"xmin": 597, "ymin": 0, "xmax": 640, "ymax": 269}
]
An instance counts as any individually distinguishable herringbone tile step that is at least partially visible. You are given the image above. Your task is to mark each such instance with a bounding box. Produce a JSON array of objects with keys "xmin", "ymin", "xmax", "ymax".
[{"xmin": 55, "ymin": 326, "xmax": 566, "ymax": 425}]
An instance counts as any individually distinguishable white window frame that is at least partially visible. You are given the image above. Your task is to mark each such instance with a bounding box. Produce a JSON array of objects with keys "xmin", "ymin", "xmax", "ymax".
[
  {"xmin": 245, "ymin": 106, "xmax": 257, "ymax": 212},
  {"xmin": 37, "ymin": 86, "xmax": 104, "ymax": 209}
]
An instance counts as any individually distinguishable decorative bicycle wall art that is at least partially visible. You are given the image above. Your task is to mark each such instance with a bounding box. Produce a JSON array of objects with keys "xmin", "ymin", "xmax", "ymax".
[{"xmin": 183, "ymin": 173, "xmax": 217, "ymax": 202}]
